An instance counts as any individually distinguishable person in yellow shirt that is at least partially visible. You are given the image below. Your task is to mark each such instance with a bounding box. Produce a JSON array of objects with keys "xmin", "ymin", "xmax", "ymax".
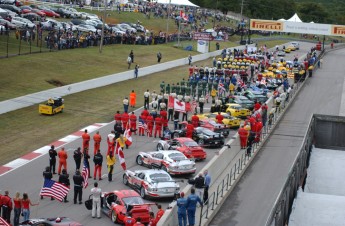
[
  {"xmin": 211, "ymin": 88, "xmax": 217, "ymax": 104},
  {"xmin": 229, "ymin": 83, "xmax": 235, "ymax": 95},
  {"xmin": 106, "ymin": 152, "xmax": 116, "ymax": 182},
  {"xmin": 116, "ymin": 134, "xmax": 128, "ymax": 149}
]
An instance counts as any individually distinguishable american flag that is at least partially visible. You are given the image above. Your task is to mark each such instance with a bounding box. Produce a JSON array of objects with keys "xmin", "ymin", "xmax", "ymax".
[
  {"xmin": 218, "ymin": 82, "xmax": 226, "ymax": 95},
  {"xmin": 82, "ymin": 162, "xmax": 89, "ymax": 188},
  {"xmin": 138, "ymin": 117, "xmax": 150, "ymax": 137},
  {"xmin": 40, "ymin": 179, "xmax": 70, "ymax": 202}
]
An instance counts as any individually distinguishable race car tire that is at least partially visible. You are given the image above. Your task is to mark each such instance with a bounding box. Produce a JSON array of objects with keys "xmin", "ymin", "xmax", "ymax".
[
  {"xmin": 123, "ymin": 175, "xmax": 129, "ymax": 185},
  {"xmin": 112, "ymin": 210, "xmax": 118, "ymax": 223},
  {"xmin": 173, "ymin": 132, "xmax": 180, "ymax": 138},
  {"xmin": 198, "ymin": 139, "xmax": 205, "ymax": 146},
  {"xmin": 136, "ymin": 155, "xmax": 143, "ymax": 165},
  {"xmin": 157, "ymin": 143, "xmax": 164, "ymax": 151},
  {"xmin": 140, "ymin": 187, "xmax": 146, "ymax": 199}
]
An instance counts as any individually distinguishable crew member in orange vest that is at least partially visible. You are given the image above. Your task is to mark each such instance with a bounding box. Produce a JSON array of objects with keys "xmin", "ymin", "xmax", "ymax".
[
  {"xmin": 93, "ymin": 131, "xmax": 102, "ymax": 155},
  {"xmin": 130, "ymin": 90, "xmax": 137, "ymax": 108},
  {"xmin": 82, "ymin": 129, "xmax": 90, "ymax": 152},
  {"xmin": 58, "ymin": 147, "xmax": 68, "ymax": 175}
]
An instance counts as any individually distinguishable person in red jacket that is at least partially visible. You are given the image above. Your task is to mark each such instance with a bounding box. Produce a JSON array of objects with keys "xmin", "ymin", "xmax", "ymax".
[
  {"xmin": 215, "ymin": 112, "xmax": 224, "ymax": 124},
  {"xmin": 255, "ymin": 119, "xmax": 263, "ymax": 143},
  {"xmin": 93, "ymin": 131, "xmax": 102, "ymax": 156},
  {"xmin": 254, "ymin": 101, "xmax": 261, "ymax": 111},
  {"xmin": 124, "ymin": 212, "xmax": 136, "ymax": 226},
  {"xmin": 114, "ymin": 111, "xmax": 122, "ymax": 123},
  {"xmin": 186, "ymin": 122, "xmax": 194, "ymax": 139},
  {"xmin": 238, "ymin": 125, "xmax": 249, "ymax": 149},
  {"xmin": 1, "ymin": 191, "xmax": 12, "ymax": 223},
  {"xmin": 122, "ymin": 111, "xmax": 130, "ymax": 129},
  {"xmin": 134, "ymin": 217, "xmax": 145, "ymax": 226},
  {"xmin": 82, "ymin": 129, "xmax": 90, "ymax": 152},
  {"xmin": 191, "ymin": 113, "xmax": 199, "ymax": 127},
  {"xmin": 146, "ymin": 114, "xmax": 154, "ymax": 137},
  {"xmin": 154, "ymin": 204, "xmax": 165, "ymax": 225},
  {"xmin": 160, "ymin": 109, "xmax": 167, "ymax": 119},
  {"xmin": 141, "ymin": 108, "xmax": 150, "ymax": 117},
  {"xmin": 148, "ymin": 212, "xmax": 156, "ymax": 226},
  {"xmin": 154, "ymin": 115, "xmax": 162, "ymax": 138},
  {"xmin": 129, "ymin": 112, "xmax": 137, "ymax": 135}
]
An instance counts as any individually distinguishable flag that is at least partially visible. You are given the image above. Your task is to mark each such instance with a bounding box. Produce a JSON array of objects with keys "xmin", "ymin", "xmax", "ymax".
[
  {"xmin": 138, "ymin": 117, "xmax": 150, "ymax": 137},
  {"xmin": 115, "ymin": 142, "xmax": 126, "ymax": 170},
  {"xmin": 168, "ymin": 95, "xmax": 174, "ymax": 109},
  {"xmin": 174, "ymin": 98, "xmax": 186, "ymax": 112},
  {"xmin": 0, "ymin": 217, "xmax": 10, "ymax": 226},
  {"xmin": 82, "ymin": 162, "xmax": 89, "ymax": 188},
  {"xmin": 40, "ymin": 179, "xmax": 70, "ymax": 202},
  {"xmin": 124, "ymin": 129, "xmax": 133, "ymax": 147},
  {"xmin": 180, "ymin": 10, "xmax": 188, "ymax": 21},
  {"xmin": 218, "ymin": 82, "xmax": 225, "ymax": 95},
  {"xmin": 191, "ymin": 100, "xmax": 197, "ymax": 113}
]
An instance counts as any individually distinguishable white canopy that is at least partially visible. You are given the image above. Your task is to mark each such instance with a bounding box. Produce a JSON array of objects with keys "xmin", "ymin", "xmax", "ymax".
[
  {"xmin": 278, "ymin": 18, "xmax": 286, "ymax": 21},
  {"xmin": 156, "ymin": 0, "xmax": 199, "ymax": 7},
  {"xmin": 287, "ymin": 13, "xmax": 302, "ymax": 22}
]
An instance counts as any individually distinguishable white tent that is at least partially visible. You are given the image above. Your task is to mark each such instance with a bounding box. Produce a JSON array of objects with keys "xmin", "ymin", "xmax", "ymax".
[
  {"xmin": 287, "ymin": 13, "xmax": 302, "ymax": 22},
  {"xmin": 278, "ymin": 18, "xmax": 286, "ymax": 21},
  {"xmin": 156, "ymin": 0, "xmax": 199, "ymax": 7}
]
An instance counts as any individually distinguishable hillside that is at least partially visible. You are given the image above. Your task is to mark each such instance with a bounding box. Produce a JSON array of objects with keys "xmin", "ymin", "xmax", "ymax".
[{"xmin": 191, "ymin": 0, "xmax": 345, "ymax": 24}]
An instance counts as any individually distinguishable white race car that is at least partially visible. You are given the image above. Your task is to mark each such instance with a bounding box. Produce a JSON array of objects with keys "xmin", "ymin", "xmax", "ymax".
[
  {"xmin": 123, "ymin": 169, "xmax": 180, "ymax": 199},
  {"xmin": 136, "ymin": 150, "xmax": 196, "ymax": 175}
]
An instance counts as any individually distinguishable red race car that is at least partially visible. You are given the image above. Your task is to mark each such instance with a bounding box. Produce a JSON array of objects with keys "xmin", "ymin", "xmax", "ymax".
[
  {"xmin": 101, "ymin": 190, "xmax": 153, "ymax": 224},
  {"xmin": 157, "ymin": 137, "xmax": 207, "ymax": 160},
  {"xmin": 199, "ymin": 119, "xmax": 230, "ymax": 137}
]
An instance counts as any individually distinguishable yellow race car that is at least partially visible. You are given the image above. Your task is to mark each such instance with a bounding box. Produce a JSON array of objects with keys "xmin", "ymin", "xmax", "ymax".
[
  {"xmin": 287, "ymin": 45, "xmax": 296, "ymax": 51},
  {"xmin": 225, "ymin": 103, "xmax": 251, "ymax": 118},
  {"xmin": 197, "ymin": 113, "xmax": 241, "ymax": 128},
  {"xmin": 284, "ymin": 48, "xmax": 291, "ymax": 53}
]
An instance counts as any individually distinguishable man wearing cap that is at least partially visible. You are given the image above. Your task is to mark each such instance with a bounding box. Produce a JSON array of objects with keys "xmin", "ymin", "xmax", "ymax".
[{"xmin": 177, "ymin": 192, "xmax": 187, "ymax": 226}]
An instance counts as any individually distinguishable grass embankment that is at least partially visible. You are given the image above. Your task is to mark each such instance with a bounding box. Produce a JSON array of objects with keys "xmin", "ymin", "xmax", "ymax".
[{"xmin": 0, "ymin": 40, "xmax": 287, "ymax": 166}]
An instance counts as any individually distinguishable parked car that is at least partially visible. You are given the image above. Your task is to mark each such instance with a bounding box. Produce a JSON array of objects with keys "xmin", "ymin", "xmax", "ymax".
[
  {"xmin": 11, "ymin": 16, "xmax": 35, "ymax": 28},
  {"xmin": 19, "ymin": 217, "xmax": 82, "ymax": 226},
  {"xmin": 30, "ymin": 8, "xmax": 46, "ymax": 17},
  {"xmin": 199, "ymin": 119, "xmax": 230, "ymax": 137},
  {"xmin": 157, "ymin": 138, "xmax": 207, "ymax": 160},
  {"xmin": 136, "ymin": 150, "xmax": 196, "ymax": 175},
  {"xmin": 242, "ymin": 90, "xmax": 268, "ymax": 103},
  {"xmin": 75, "ymin": 24, "xmax": 98, "ymax": 33},
  {"xmin": 22, "ymin": 13, "xmax": 41, "ymax": 23},
  {"xmin": 41, "ymin": 18, "xmax": 63, "ymax": 30},
  {"xmin": 225, "ymin": 103, "xmax": 251, "ymax": 118},
  {"xmin": 52, "ymin": 7, "xmax": 74, "ymax": 18},
  {"xmin": 123, "ymin": 169, "xmax": 180, "ymax": 199},
  {"xmin": 2, "ymin": 9, "xmax": 16, "ymax": 18},
  {"xmin": 19, "ymin": 5, "xmax": 32, "ymax": 14},
  {"xmin": 70, "ymin": 18, "xmax": 83, "ymax": 25},
  {"xmin": 80, "ymin": 12, "xmax": 98, "ymax": 19},
  {"xmin": 116, "ymin": 23, "xmax": 136, "ymax": 33},
  {"xmin": 128, "ymin": 23, "xmax": 145, "ymax": 32},
  {"xmin": 198, "ymin": 113, "xmax": 241, "ymax": 128},
  {"xmin": 101, "ymin": 190, "xmax": 153, "ymax": 224},
  {"xmin": 277, "ymin": 50, "xmax": 285, "ymax": 56},
  {"xmin": 0, "ymin": 18, "xmax": 16, "ymax": 29},
  {"xmin": 0, "ymin": 0, "xmax": 15, "ymax": 5},
  {"xmin": 230, "ymin": 95, "xmax": 255, "ymax": 110},
  {"xmin": 40, "ymin": 8, "xmax": 60, "ymax": 18},
  {"xmin": 110, "ymin": 26, "xmax": 125, "ymax": 35},
  {"xmin": 0, "ymin": 4, "xmax": 21, "ymax": 14},
  {"xmin": 64, "ymin": 7, "xmax": 82, "ymax": 18}
]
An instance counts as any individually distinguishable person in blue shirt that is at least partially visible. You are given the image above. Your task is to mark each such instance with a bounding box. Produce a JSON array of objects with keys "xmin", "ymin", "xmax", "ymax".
[
  {"xmin": 186, "ymin": 188, "xmax": 203, "ymax": 226},
  {"xmin": 177, "ymin": 192, "xmax": 188, "ymax": 226},
  {"xmin": 203, "ymin": 170, "xmax": 211, "ymax": 203}
]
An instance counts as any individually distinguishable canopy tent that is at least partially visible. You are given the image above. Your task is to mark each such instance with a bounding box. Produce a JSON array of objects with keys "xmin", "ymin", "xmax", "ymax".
[
  {"xmin": 287, "ymin": 13, "xmax": 302, "ymax": 22},
  {"xmin": 156, "ymin": 0, "xmax": 199, "ymax": 7},
  {"xmin": 278, "ymin": 18, "xmax": 286, "ymax": 21}
]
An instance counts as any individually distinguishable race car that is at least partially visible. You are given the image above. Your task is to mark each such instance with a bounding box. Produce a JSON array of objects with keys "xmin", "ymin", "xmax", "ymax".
[
  {"xmin": 136, "ymin": 150, "xmax": 196, "ymax": 175},
  {"xmin": 20, "ymin": 217, "xmax": 81, "ymax": 226},
  {"xmin": 199, "ymin": 119, "xmax": 230, "ymax": 137},
  {"xmin": 101, "ymin": 190, "xmax": 153, "ymax": 224},
  {"xmin": 157, "ymin": 138, "xmax": 207, "ymax": 160},
  {"xmin": 225, "ymin": 103, "xmax": 251, "ymax": 118},
  {"xmin": 172, "ymin": 127, "xmax": 224, "ymax": 147},
  {"xmin": 197, "ymin": 113, "xmax": 241, "ymax": 128},
  {"xmin": 123, "ymin": 169, "xmax": 180, "ymax": 199}
]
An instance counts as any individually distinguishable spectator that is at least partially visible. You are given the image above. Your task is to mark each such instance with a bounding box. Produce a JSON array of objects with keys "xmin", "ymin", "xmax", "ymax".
[
  {"xmin": 203, "ymin": 170, "xmax": 211, "ymax": 203},
  {"xmin": 127, "ymin": 55, "xmax": 132, "ymax": 69},
  {"xmin": 129, "ymin": 50, "xmax": 134, "ymax": 63},
  {"xmin": 134, "ymin": 64, "xmax": 139, "ymax": 78},
  {"xmin": 21, "ymin": 193, "xmax": 39, "ymax": 222},
  {"xmin": 13, "ymin": 192, "xmax": 22, "ymax": 226},
  {"xmin": 194, "ymin": 173, "xmax": 205, "ymax": 201},
  {"xmin": 157, "ymin": 52, "xmax": 162, "ymax": 63}
]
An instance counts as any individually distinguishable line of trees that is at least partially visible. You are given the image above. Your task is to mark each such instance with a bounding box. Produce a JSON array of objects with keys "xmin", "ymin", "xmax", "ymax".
[{"xmin": 191, "ymin": 0, "xmax": 345, "ymax": 25}]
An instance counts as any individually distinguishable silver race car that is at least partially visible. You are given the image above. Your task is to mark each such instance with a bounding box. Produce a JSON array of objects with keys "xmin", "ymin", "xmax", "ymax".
[
  {"xmin": 136, "ymin": 150, "xmax": 196, "ymax": 175},
  {"xmin": 123, "ymin": 169, "xmax": 180, "ymax": 199}
]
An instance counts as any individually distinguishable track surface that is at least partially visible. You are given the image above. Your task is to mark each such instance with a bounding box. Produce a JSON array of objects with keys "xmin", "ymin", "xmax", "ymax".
[
  {"xmin": 210, "ymin": 46, "xmax": 345, "ymax": 226},
  {"xmin": 0, "ymin": 43, "xmax": 312, "ymax": 226}
]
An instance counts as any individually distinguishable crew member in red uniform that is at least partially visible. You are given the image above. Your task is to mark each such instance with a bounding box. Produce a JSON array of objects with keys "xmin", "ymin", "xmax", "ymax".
[
  {"xmin": 215, "ymin": 112, "xmax": 224, "ymax": 124},
  {"xmin": 255, "ymin": 118, "xmax": 263, "ymax": 143},
  {"xmin": 124, "ymin": 212, "xmax": 136, "ymax": 226},
  {"xmin": 122, "ymin": 111, "xmax": 130, "ymax": 129},
  {"xmin": 160, "ymin": 109, "xmax": 167, "ymax": 121},
  {"xmin": 93, "ymin": 131, "xmax": 102, "ymax": 156},
  {"xmin": 254, "ymin": 101, "xmax": 261, "ymax": 111},
  {"xmin": 154, "ymin": 204, "xmax": 165, "ymax": 225},
  {"xmin": 114, "ymin": 111, "xmax": 122, "ymax": 124},
  {"xmin": 82, "ymin": 129, "xmax": 90, "ymax": 152},
  {"xmin": 129, "ymin": 112, "xmax": 137, "ymax": 135},
  {"xmin": 238, "ymin": 125, "xmax": 249, "ymax": 149},
  {"xmin": 148, "ymin": 212, "xmax": 156, "ymax": 226},
  {"xmin": 154, "ymin": 115, "xmax": 162, "ymax": 138},
  {"xmin": 191, "ymin": 113, "xmax": 199, "ymax": 127},
  {"xmin": 186, "ymin": 122, "xmax": 194, "ymax": 139},
  {"xmin": 141, "ymin": 108, "xmax": 150, "ymax": 117},
  {"xmin": 146, "ymin": 114, "xmax": 154, "ymax": 137},
  {"xmin": 134, "ymin": 217, "xmax": 145, "ymax": 226},
  {"xmin": 188, "ymin": 65, "xmax": 194, "ymax": 76},
  {"xmin": 0, "ymin": 191, "xmax": 12, "ymax": 223}
]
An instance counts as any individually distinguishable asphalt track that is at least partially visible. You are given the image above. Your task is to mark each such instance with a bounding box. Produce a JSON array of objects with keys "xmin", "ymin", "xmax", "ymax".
[
  {"xmin": 0, "ymin": 43, "xmax": 312, "ymax": 226},
  {"xmin": 210, "ymin": 46, "xmax": 345, "ymax": 225}
]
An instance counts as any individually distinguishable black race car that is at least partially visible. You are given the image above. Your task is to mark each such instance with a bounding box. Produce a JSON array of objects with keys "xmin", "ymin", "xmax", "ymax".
[{"xmin": 173, "ymin": 127, "xmax": 225, "ymax": 147}]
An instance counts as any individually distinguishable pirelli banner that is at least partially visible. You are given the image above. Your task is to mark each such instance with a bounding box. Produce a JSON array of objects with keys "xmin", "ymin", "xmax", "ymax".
[{"xmin": 250, "ymin": 19, "xmax": 345, "ymax": 37}]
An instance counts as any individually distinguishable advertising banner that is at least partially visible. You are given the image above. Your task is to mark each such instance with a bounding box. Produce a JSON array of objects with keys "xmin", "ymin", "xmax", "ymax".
[{"xmin": 193, "ymin": 32, "xmax": 213, "ymax": 41}]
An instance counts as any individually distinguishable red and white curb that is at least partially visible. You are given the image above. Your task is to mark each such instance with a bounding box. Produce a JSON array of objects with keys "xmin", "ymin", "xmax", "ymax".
[{"xmin": 0, "ymin": 123, "xmax": 108, "ymax": 177}]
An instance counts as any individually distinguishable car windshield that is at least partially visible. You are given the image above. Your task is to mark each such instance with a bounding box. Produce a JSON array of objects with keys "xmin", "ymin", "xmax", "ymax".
[
  {"xmin": 222, "ymin": 114, "xmax": 231, "ymax": 119},
  {"xmin": 196, "ymin": 127, "xmax": 215, "ymax": 135},
  {"xmin": 122, "ymin": 196, "xmax": 145, "ymax": 206},
  {"xmin": 183, "ymin": 141, "xmax": 199, "ymax": 147},
  {"xmin": 149, "ymin": 173, "xmax": 170, "ymax": 182},
  {"xmin": 207, "ymin": 120, "xmax": 217, "ymax": 126},
  {"xmin": 168, "ymin": 153, "xmax": 186, "ymax": 161},
  {"xmin": 230, "ymin": 105, "xmax": 242, "ymax": 110}
]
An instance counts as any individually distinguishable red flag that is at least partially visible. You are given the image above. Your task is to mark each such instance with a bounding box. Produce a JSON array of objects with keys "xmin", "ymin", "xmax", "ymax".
[
  {"xmin": 168, "ymin": 95, "xmax": 174, "ymax": 109},
  {"xmin": 115, "ymin": 142, "xmax": 126, "ymax": 170},
  {"xmin": 124, "ymin": 129, "xmax": 133, "ymax": 147},
  {"xmin": 180, "ymin": 10, "xmax": 188, "ymax": 21}
]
